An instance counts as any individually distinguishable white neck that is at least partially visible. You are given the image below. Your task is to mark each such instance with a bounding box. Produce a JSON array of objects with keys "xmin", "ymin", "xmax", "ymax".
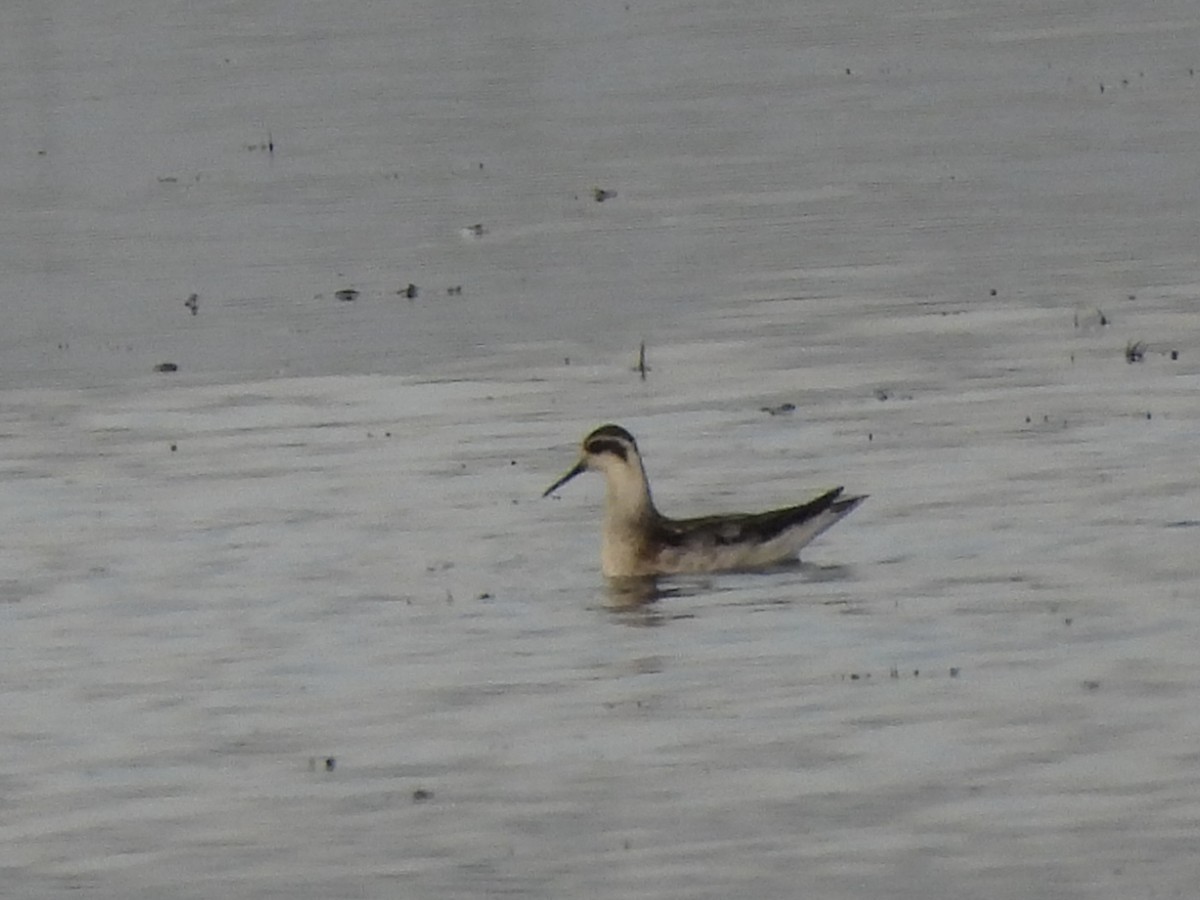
[
  {"xmin": 597, "ymin": 456, "xmax": 660, "ymax": 577},
  {"xmin": 602, "ymin": 456, "xmax": 656, "ymax": 524}
]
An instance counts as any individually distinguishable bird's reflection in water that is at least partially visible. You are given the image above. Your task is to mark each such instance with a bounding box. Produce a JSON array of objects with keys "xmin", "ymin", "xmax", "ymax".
[
  {"xmin": 601, "ymin": 576, "xmax": 702, "ymax": 625},
  {"xmin": 599, "ymin": 561, "xmax": 860, "ymax": 624}
]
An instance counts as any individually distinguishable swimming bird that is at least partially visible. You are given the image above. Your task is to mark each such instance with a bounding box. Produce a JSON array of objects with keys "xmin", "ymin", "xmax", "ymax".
[{"xmin": 543, "ymin": 424, "xmax": 866, "ymax": 577}]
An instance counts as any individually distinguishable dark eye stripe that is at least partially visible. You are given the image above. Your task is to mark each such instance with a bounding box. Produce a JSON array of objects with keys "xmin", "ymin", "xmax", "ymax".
[
  {"xmin": 585, "ymin": 438, "xmax": 629, "ymax": 461},
  {"xmin": 588, "ymin": 424, "xmax": 636, "ymax": 444}
]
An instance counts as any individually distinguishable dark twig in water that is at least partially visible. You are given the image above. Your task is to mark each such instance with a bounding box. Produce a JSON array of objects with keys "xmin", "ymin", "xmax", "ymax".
[{"xmin": 636, "ymin": 341, "xmax": 649, "ymax": 380}]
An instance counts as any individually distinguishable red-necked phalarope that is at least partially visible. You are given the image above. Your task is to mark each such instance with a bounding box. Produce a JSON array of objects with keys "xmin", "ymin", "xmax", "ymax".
[{"xmin": 543, "ymin": 424, "xmax": 866, "ymax": 577}]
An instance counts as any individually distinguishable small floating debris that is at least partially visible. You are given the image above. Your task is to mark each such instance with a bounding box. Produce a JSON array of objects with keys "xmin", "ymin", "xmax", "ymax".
[
  {"xmin": 593, "ymin": 187, "xmax": 617, "ymax": 203},
  {"xmin": 841, "ymin": 667, "xmax": 941, "ymax": 682},
  {"xmin": 761, "ymin": 402, "xmax": 796, "ymax": 416},
  {"xmin": 335, "ymin": 288, "xmax": 359, "ymax": 302},
  {"xmin": 412, "ymin": 788, "xmax": 433, "ymax": 803},
  {"xmin": 157, "ymin": 176, "xmax": 179, "ymax": 184},
  {"xmin": 400, "ymin": 283, "xmax": 418, "ymax": 300},
  {"xmin": 1125, "ymin": 339, "xmax": 1146, "ymax": 363},
  {"xmin": 1073, "ymin": 308, "xmax": 1109, "ymax": 329},
  {"xmin": 460, "ymin": 223, "xmax": 487, "ymax": 239},
  {"xmin": 184, "ymin": 293, "xmax": 199, "ymax": 315},
  {"xmin": 154, "ymin": 362, "xmax": 179, "ymax": 373}
]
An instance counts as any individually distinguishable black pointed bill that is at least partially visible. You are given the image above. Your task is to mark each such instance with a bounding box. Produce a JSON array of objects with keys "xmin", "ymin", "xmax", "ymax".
[{"xmin": 543, "ymin": 459, "xmax": 586, "ymax": 497}]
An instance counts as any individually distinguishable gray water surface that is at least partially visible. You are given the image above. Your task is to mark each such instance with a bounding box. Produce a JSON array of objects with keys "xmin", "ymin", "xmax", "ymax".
[{"xmin": 3, "ymin": 1, "xmax": 1200, "ymax": 897}]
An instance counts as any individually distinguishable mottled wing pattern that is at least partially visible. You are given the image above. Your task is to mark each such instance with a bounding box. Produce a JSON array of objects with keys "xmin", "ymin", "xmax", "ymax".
[{"xmin": 654, "ymin": 487, "xmax": 850, "ymax": 548}]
